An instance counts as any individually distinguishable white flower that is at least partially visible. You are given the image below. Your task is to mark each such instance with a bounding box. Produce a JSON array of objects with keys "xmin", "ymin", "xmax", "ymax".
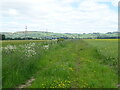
[{"xmin": 43, "ymin": 45, "xmax": 49, "ymax": 49}]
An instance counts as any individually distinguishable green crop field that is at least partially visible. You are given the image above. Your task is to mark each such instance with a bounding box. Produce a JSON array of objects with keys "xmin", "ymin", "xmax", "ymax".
[{"xmin": 2, "ymin": 39, "xmax": 118, "ymax": 88}]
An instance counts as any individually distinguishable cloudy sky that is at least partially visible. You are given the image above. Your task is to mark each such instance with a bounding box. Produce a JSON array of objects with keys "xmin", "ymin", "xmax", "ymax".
[{"xmin": 0, "ymin": 0, "xmax": 118, "ymax": 33}]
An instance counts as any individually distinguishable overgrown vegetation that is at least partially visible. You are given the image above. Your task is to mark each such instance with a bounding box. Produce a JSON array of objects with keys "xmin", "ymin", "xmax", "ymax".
[
  {"xmin": 2, "ymin": 40, "xmax": 53, "ymax": 88},
  {"xmin": 2, "ymin": 39, "xmax": 118, "ymax": 88}
]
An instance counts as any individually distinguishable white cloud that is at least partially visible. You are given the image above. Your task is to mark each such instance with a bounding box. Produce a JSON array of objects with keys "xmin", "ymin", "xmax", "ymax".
[
  {"xmin": 0, "ymin": 0, "xmax": 118, "ymax": 33},
  {"xmin": 8, "ymin": 9, "xmax": 19, "ymax": 16}
]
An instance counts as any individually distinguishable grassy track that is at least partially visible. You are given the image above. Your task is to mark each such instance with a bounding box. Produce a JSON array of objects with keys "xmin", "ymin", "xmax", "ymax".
[
  {"xmin": 28, "ymin": 40, "xmax": 117, "ymax": 88},
  {"xmin": 2, "ymin": 39, "xmax": 118, "ymax": 88}
]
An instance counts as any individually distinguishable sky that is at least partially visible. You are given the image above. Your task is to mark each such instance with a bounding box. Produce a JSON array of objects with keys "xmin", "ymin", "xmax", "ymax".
[{"xmin": 0, "ymin": 0, "xmax": 119, "ymax": 33}]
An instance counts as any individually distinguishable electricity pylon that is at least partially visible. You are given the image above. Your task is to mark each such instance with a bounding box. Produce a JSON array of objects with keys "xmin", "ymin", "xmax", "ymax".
[{"xmin": 25, "ymin": 26, "xmax": 27, "ymax": 40}]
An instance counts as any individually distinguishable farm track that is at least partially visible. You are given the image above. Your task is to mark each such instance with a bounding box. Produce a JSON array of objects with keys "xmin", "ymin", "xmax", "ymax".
[
  {"xmin": 18, "ymin": 40, "xmax": 83, "ymax": 88},
  {"xmin": 19, "ymin": 40, "xmax": 117, "ymax": 88}
]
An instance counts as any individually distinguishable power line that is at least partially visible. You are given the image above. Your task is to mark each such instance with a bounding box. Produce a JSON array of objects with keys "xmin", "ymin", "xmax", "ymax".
[{"xmin": 25, "ymin": 26, "xmax": 27, "ymax": 40}]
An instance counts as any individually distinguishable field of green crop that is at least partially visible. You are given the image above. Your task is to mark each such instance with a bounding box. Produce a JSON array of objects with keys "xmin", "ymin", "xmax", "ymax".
[
  {"xmin": 2, "ymin": 39, "xmax": 118, "ymax": 88},
  {"xmin": 84, "ymin": 39, "xmax": 118, "ymax": 70}
]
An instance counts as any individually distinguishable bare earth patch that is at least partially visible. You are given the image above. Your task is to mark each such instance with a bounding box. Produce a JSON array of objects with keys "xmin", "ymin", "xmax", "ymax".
[{"xmin": 17, "ymin": 77, "xmax": 35, "ymax": 88}]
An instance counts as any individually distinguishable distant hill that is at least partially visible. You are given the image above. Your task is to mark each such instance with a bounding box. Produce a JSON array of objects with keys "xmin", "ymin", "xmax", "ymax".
[{"xmin": 0, "ymin": 31, "xmax": 119, "ymax": 40}]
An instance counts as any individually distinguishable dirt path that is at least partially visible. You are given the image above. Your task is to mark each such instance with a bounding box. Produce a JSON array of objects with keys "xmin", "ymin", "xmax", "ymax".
[
  {"xmin": 17, "ymin": 77, "xmax": 35, "ymax": 88},
  {"xmin": 17, "ymin": 66, "xmax": 50, "ymax": 88}
]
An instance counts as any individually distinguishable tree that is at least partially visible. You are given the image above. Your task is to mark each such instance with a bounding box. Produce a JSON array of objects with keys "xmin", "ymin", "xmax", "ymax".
[{"xmin": 0, "ymin": 34, "xmax": 5, "ymax": 40}]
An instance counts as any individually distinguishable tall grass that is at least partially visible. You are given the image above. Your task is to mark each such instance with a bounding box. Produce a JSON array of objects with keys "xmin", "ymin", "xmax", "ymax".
[{"xmin": 2, "ymin": 40, "xmax": 54, "ymax": 88}]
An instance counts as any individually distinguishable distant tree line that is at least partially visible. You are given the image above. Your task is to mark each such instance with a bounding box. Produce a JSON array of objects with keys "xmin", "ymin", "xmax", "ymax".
[
  {"xmin": 1, "ymin": 34, "xmax": 120, "ymax": 40},
  {"xmin": 4, "ymin": 37, "xmax": 73, "ymax": 40},
  {"xmin": 97, "ymin": 36, "xmax": 120, "ymax": 39}
]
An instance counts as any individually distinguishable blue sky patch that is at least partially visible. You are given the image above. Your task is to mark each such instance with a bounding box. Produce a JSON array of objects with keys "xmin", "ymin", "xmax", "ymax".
[
  {"xmin": 98, "ymin": 2, "xmax": 117, "ymax": 12},
  {"xmin": 70, "ymin": 2, "xmax": 79, "ymax": 8}
]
